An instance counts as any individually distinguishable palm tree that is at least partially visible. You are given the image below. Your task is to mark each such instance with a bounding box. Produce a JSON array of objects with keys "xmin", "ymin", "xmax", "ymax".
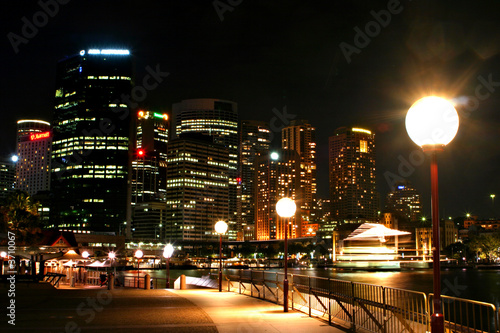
[{"xmin": 0, "ymin": 190, "xmax": 42, "ymax": 245}]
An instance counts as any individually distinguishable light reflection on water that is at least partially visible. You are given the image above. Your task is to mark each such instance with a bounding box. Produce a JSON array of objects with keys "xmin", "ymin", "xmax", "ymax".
[{"xmin": 124, "ymin": 267, "xmax": 500, "ymax": 308}]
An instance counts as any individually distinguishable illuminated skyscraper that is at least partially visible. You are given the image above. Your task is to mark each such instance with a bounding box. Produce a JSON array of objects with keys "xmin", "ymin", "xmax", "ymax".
[
  {"xmin": 132, "ymin": 110, "xmax": 169, "ymax": 204},
  {"xmin": 281, "ymin": 120, "xmax": 317, "ymax": 231},
  {"xmin": 385, "ymin": 180, "xmax": 422, "ymax": 222},
  {"xmin": 50, "ymin": 48, "xmax": 132, "ymax": 234},
  {"xmin": 255, "ymin": 150, "xmax": 301, "ymax": 240},
  {"xmin": 172, "ymin": 98, "xmax": 239, "ymax": 239},
  {"xmin": 15, "ymin": 119, "xmax": 52, "ymax": 196},
  {"xmin": 165, "ymin": 134, "xmax": 229, "ymax": 242},
  {"xmin": 131, "ymin": 110, "xmax": 169, "ymax": 240},
  {"xmin": 329, "ymin": 127, "xmax": 378, "ymax": 220},
  {"xmin": 239, "ymin": 120, "xmax": 270, "ymax": 238},
  {"xmin": 0, "ymin": 158, "xmax": 16, "ymax": 199}
]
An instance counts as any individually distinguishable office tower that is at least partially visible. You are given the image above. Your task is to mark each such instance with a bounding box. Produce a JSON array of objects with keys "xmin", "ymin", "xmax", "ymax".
[
  {"xmin": 329, "ymin": 127, "xmax": 378, "ymax": 220},
  {"xmin": 131, "ymin": 110, "xmax": 169, "ymax": 240},
  {"xmin": 50, "ymin": 48, "xmax": 132, "ymax": 234},
  {"xmin": 255, "ymin": 150, "xmax": 301, "ymax": 240},
  {"xmin": 0, "ymin": 158, "xmax": 16, "ymax": 199},
  {"xmin": 281, "ymin": 120, "xmax": 317, "ymax": 212},
  {"xmin": 385, "ymin": 180, "xmax": 422, "ymax": 222},
  {"xmin": 15, "ymin": 119, "xmax": 52, "ymax": 196},
  {"xmin": 165, "ymin": 133, "xmax": 229, "ymax": 242},
  {"xmin": 172, "ymin": 98, "xmax": 238, "ymax": 239},
  {"xmin": 132, "ymin": 110, "xmax": 169, "ymax": 203},
  {"xmin": 239, "ymin": 120, "xmax": 271, "ymax": 238}
]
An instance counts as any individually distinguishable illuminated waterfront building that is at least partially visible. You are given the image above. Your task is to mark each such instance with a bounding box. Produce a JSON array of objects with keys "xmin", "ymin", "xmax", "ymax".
[
  {"xmin": 329, "ymin": 127, "xmax": 378, "ymax": 220},
  {"xmin": 385, "ymin": 180, "xmax": 422, "ymax": 222},
  {"xmin": 50, "ymin": 48, "xmax": 132, "ymax": 234},
  {"xmin": 15, "ymin": 119, "xmax": 52, "ymax": 195},
  {"xmin": 255, "ymin": 150, "xmax": 301, "ymax": 240},
  {"xmin": 165, "ymin": 133, "xmax": 229, "ymax": 242},
  {"xmin": 282, "ymin": 120, "xmax": 317, "ymax": 234},
  {"xmin": 131, "ymin": 110, "xmax": 169, "ymax": 240},
  {"xmin": 172, "ymin": 98, "xmax": 239, "ymax": 239},
  {"xmin": 239, "ymin": 120, "xmax": 271, "ymax": 239},
  {"xmin": 0, "ymin": 158, "xmax": 16, "ymax": 199}
]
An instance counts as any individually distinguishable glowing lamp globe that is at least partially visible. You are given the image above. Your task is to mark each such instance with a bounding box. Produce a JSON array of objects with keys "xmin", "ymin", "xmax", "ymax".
[
  {"xmin": 135, "ymin": 249, "xmax": 143, "ymax": 259},
  {"xmin": 276, "ymin": 197, "xmax": 296, "ymax": 218},
  {"xmin": 82, "ymin": 251, "xmax": 90, "ymax": 259},
  {"xmin": 405, "ymin": 96, "xmax": 459, "ymax": 148},
  {"xmin": 214, "ymin": 220, "xmax": 228, "ymax": 234},
  {"xmin": 108, "ymin": 252, "xmax": 116, "ymax": 259},
  {"xmin": 163, "ymin": 244, "xmax": 174, "ymax": 259}
]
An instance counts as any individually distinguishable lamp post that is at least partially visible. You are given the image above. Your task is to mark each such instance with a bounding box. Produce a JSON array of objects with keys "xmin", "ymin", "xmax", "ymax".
[
  {"xmin": 82, "ymin": 251, "xmax": 89, "ymax": 285},
  {"xmin": 406, "ymin": 96, "xmax": 459, "ymax": 333},
  {"xmin": 214, "ymin": 220, "xmax": 228, "ymax": 292},
  {"xmin": 276, "ymin": 197, "xmax": 297, "ymax": 313},
  {"xmin": 1, "ymin": 251, "xmax": 7, "ymax": 275},
  {"xmin": 163, "ymin": 244, "xmax": 174, "ymax": 288},
  {"xmin": 108, "ymin": 251, "xmax": 116, "ymax": 276},
  {"xmin": 135, "ymin": 249, "xmax": 143, "ymax": 288}
]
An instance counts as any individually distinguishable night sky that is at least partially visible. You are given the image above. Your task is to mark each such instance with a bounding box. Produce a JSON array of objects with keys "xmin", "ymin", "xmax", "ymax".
[{"xmin": 2, "ymin": 0, "xmax": 500, "ymax": 219}]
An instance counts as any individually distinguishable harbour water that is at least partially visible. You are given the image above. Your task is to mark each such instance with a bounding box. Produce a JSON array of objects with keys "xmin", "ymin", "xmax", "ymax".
[{"xmin": 123, "ymin": 267, "xmax": 500, "ymax": 308}]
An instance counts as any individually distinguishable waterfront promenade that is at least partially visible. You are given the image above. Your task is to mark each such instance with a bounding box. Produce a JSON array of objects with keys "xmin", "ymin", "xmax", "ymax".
[{"xmin": 1, "ymin": 282, "xmax": 344, "ymax": 332}]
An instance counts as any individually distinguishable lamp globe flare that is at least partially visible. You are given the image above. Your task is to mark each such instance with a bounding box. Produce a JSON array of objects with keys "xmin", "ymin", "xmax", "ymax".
[
  {"xmin": 276, "ymin": 197, "xmax": 297, "ymax": 218},
  {"xmin": 215, "ymin": 220, "xmax": 228, "ymax": 234},
  {"xmin": 163, "ymin": 244, "xmax": 174, "ymax": 258},
  {"xmin": 405, "ymin": 96, "xmax": 459, "ymax": 148}
]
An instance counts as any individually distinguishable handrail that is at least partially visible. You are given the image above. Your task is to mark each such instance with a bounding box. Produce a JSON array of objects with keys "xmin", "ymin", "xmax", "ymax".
[{"xmin": 223, "ymin": 270, "xmax": 497, "ymax": 333}]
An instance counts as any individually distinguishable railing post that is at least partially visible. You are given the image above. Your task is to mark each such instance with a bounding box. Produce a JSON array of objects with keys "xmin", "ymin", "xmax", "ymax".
[
  {"xmin": 309, "ymin": 275, "xmax": 312, "ymax": 317},
  {"xmin": 276, "ymin": 272, "xmax": 279, "ymax": 305},
  {"xmin": 290, "ymin": 274, "xmax": 294, "ymax": 310},
  {"xmin": 328, "ymin": 278, "xmax": 332, "ymax": 326},
  {"xmin": 382, "ymin": 287, "xmax": 387, "ymax": 333},
  {"xmin": 250, "ymin": 270, "xmax": 253, "ymax": 297},
  {"xmin": 351, "ymin": 281, "xmax": 356, "ymax": 331}
]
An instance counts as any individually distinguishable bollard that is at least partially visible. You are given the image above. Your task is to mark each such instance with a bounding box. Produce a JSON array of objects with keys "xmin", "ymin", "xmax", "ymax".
[
  {"xmin": 180, "ymin": 274, "xmax": 186, "ymax": 290},
  {"xmin": 145, "ymin": 274, "xmax": 151, "ymax": 290},
  {"xmin": 108, "ymin": 273, "xmax": 114, "ymax": 290}
]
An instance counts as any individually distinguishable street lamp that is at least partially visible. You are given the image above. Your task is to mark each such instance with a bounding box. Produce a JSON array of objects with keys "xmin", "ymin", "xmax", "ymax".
[
  {"xmin": 406, "ymin": 96, "xmax": 459, "ymax": 333},
  {"xmin": 276, "ymin": 197, "xmax": 297, "ymax": 313},
  {"xmin": 135, "ymin": 249, "xmax": 143, "ymax": 288},
  {"xmin": 108, "ymin": 251, "xmax": 116, "ymax": 277},
  {"xmin": 214, "ymin": 220, "xmax": 228, "ymax": 292},
  {"xmin": 163, "ymin": 244, "xmax": 174, "ymax": 288},
  {"xmin": 1, "ymin": 251, "xmax": 7, "ymax": 275},
  {"xmin": 82, "ymin": 251, "xmax": 89, "ymax": 285}
]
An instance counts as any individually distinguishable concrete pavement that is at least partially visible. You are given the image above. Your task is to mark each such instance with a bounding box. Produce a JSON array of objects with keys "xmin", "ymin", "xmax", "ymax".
[{"xmin": 1, "ymin": 282, "xmax": 347, "ymax": 332}]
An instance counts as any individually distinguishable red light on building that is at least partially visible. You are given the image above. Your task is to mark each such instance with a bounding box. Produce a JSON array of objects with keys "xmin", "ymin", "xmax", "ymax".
[
  {"xmin": 30, "ymin": 131, "xmax": 50, "ymax": 141},
  {"xmin": 236, "ymin": 177, "xmax": 242, "ymax": 184},
  {"xmin": 138, "ymin": 110, "xmax": 145, "ymax": 118},
  {"xmin": 137, "ymin": 149, "xmax": 145, "ymax": 157}
]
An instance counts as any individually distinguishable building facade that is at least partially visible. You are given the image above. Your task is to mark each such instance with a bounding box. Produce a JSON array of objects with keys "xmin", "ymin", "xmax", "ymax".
[
  {"xmin": 0, "ymin": 158, "xmax": 16, "ymax": 199},
  {"xmin": 385, "ymin": 180, "xmax": 422, "ymax": 222},
  {"xmin": 329, "ymin": 127, "xmax": 378, "ymax": 220},
  {"xmin": 239, "ymin": 120, "xmax": 271, "ymax": 238},
  {"xmin": 165, "ymin": 134, "xmax": 229, "ymax": 242},
  {"xmin": 15, "ymin": 120, "xmax": 52, "ymax": 196},
  {"xmin": 50, "ymin": 48, "xmax": 132, "ymax": 234},
  {"xmin": 172, "ymin": 98, "xmax": 239, "ymax": 239}
]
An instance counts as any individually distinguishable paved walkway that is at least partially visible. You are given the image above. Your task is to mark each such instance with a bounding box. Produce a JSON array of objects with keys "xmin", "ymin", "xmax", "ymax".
[{"xmin": 1, "ymin": 283, "xmax": 347, "ymax": 332}]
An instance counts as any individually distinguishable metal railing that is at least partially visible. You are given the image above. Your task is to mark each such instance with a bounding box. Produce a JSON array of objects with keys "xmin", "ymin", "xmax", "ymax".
[
  {"xmin": 431, "ymin": 293, "xmax": 499, "ymax": 333},
  {"xmin": 224, "ymin": 270, "xmax": 498, "ymax": 333}
]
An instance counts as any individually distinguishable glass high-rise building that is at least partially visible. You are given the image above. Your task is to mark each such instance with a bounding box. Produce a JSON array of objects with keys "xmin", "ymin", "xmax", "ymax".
[
  {"xmin": 385, "ymin": 180, "xmax": 422, "ymax": 222},
  {"xmin": 15, "ymin": 119, "xmax": 52, "ymax": 196},
  {"xmin": 255, "ymin": 150, "xmax": 301, "ymax": 240},
  {"xmin": 131, "ymin": 110, "xmax": 169, "ymax": 240},
  {"xmin": 0, "ymin": 158, "xmax": 16, "ymax": 200},
  {"xmin": 172, "ymin": 98, "xmax": 239, "ymax": 239},
  {"xmin": 239, "ymin": 120, "xmax": 270, "ymax": 238},
  {"xmin": 50, "ymin": 48, "xmax": 132, "ymax": 234},
  {"xmin": 165, "ymin": 133, "xmax": 229, "ymax": 242},
  {"xmin": 329, "ymin": 127, "xmax": 378, "ymax": 220}
]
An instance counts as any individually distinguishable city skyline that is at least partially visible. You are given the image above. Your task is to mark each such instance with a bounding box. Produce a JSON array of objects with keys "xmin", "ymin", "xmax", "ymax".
[{"xmin": 2, "ymin": 1, "xmax": 500, "ymax": 219}]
